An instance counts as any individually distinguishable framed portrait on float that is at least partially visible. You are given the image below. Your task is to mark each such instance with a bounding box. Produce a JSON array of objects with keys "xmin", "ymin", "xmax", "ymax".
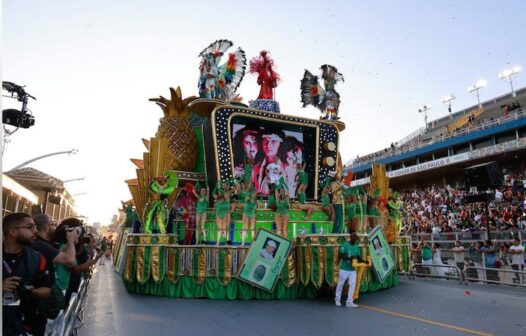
[
  {"xmin": 368, "ymin": 226, "xmax": 395, "ymax": 284},
  {"xmin": 238, "ymin": 229, "xmax": 292, "ymax": 292}
]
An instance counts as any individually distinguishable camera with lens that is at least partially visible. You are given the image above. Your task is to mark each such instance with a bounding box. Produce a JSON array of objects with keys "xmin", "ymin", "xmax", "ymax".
[
  {"xmin": 80, "ymin": 233, "xmax": 94, "ymax": 244},
  {"xmin": 2, "ymin": 81, "xmax": 36, "ymax": 130},
  {"xmin": 66, "ymin": 226, "xmax": 86, "ymax": 235},
  {"xmin": 2, "ymin": 109, "xmax": 35, "ymax": 128}
]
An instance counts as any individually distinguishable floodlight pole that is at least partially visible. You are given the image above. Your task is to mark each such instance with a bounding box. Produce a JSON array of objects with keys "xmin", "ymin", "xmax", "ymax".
[
  {"xmin": 498, "ymin": 66, "xmax": 521, "ymax": 97},
  {"xmin": 467, "ymin": 80, "xmax": 486, "ymax": 108},
  {"xmin": 442, "ymin": 94, "xmax": 456, "ymax": 118},
  {"xmin": 418, "ymin": 105, "xmax": 432, "ymax": 129},
  {"xmin": 10, "ymin": 149, "xmax": 78, "ymax": 171}
]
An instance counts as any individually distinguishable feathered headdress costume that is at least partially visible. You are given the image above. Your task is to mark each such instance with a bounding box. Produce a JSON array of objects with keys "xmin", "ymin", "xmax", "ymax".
[
  {"xmin": 249, "ymin": 51, "xmax": 280, "ymax": 100},
  {"xmin": 301, "ymin": 64, "xmax": 344, "ymax": 120},
  {"xmin": 198, "ymin": 39, "xmax": 247, "ymax": 101}
]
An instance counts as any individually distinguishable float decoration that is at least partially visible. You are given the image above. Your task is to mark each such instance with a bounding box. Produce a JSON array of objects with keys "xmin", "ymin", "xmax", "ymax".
[
  {"xmin": 301, "ymin": 64, "xmax": 344, "ymax": 120},
  {"xmin": 248, "ymin": 50, "xmax": 281, "ymax": 113},
  {"xmin": 198, "ymin": 39, "xmax": 247, "ymax": 101},
  {"xmin": 149, "ymin": 87, "xmax": 198, "ymax": 171}
]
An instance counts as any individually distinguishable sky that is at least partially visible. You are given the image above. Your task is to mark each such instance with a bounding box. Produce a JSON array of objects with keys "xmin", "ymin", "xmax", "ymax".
[{"xmin": 2, "ymin": 0, "xmax": 525, "ymax": 224}]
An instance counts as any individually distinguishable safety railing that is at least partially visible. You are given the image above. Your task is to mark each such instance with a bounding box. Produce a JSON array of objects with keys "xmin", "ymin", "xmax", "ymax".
[
  {"xmin": 46, "ymin": 278, "xmax": 90, "ymax": 336},
  {"xmin": 409, "ymin": 230, "xmax": 524, "ymax": 244},
  {"xmin": 404, "ymin": 262, "xmax": 526, "ymax": 287},
  {"xmin": 464, "ymin": 266, "xmax": 526, "ymax": 287},
  {"xmin": 410, "ymin": 263, "xmax": 464, "ymax": 284}
]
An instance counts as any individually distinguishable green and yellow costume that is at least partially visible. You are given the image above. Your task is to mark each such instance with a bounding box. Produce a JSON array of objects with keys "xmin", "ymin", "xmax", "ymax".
[{"xmin": 144, "ymin": 171, "xmax": 178, "ymax": 234}]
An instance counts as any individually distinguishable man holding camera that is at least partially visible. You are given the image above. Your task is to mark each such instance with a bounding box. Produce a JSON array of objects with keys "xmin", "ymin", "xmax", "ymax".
[
  {"xmin": 3, "ymin": 213, "xmax": 51, "ymax": 336},
  {"xmin": 28, "ymin": 214, "xmax": 80, "ymax": 335}
]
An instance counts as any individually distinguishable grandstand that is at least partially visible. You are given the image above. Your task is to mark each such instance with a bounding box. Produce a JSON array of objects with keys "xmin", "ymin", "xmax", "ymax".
[{"xmin": 345, "ymin": 87, "xmax": 526, "ymax": 188}]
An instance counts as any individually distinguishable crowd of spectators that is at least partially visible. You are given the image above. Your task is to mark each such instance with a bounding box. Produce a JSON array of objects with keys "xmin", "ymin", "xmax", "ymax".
[
  {"xmin": 2, "ymin": 213, "xmax": 107, "ymax": 336},
  {"xmin": 410, "ymin": 238, "xmax": 525, "ymax": 284},
  {"xmin": 400, "ymin": 172, "xmax": 526, "ymax": 235},
  {"xmin": 402, "ymin": 169, "xmax": 526, "ymax": 283}
]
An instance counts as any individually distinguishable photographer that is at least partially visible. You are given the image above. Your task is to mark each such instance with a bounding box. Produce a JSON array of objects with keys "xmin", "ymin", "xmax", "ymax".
[
  {"xmin": 54, "ymin": 218, "xmax": 102, "ymax": 304},
  {"xmin": 27, "ymin": 214, "xmax": 79, "ymax": 335},
  {"xmin": 2, "ymin": 213, "xmax": 51, "ymax": 336}
]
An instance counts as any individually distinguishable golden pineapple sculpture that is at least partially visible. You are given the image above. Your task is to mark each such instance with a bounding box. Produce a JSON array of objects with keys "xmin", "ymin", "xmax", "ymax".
[{"xmin": 149, "ymin": 87, "xmax": 198, "ymax": 171}]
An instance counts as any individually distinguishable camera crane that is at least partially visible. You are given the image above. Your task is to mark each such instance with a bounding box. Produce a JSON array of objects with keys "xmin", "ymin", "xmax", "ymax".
[{"xmin": 2, "ymin": 81, "xmax": 36, "ymax": 151}]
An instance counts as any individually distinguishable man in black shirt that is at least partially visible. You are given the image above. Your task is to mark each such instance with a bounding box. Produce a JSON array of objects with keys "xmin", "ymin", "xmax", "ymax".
[
  {"xmin": 29, "ymin": 214, "xmax": 79, "ymax": 335},
  {"xmin": 32, "ymin": 214, "xmax": 78, "ymax": 284},
  {"xmin": 2, "ymin": 213, "xmax": 51, "ymax": 336}
]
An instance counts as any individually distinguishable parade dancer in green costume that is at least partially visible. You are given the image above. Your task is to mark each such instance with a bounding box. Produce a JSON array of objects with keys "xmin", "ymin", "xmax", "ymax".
[
  {"xmin": 230, "ymin": 179, "xmax": 247, "ymax": 213},
  {"xmin": 367, "ymin": 189, "xmax": 381, "ymax": 230},
  {"xmin": 274, "ymin": 179, "xmax": 290, "ymax": 237},
  {"xmin": 144, "ymin": 171, "xmax": 178, "ymax": 234},
  {"xmin": 320, "ymin": 179, "xmax": 333, "ymax": 221},
  {"xmin": 192, "ymin": 182, "xmax": 209, "ymax": 244},
  {"xmin": 388, "ymin": 192, "xmax": 404, "ymax": 233},
  {"xmin": 267, "ymin": 183, "xmax": 277, "ymax": 211},
  {"xmin": 297, "ymin": 188, "xmax": 314, "ymax": 220},
  {"xmin": 344, "ymin": 189, "xmax": 358, "ymax": 232},
  {"xmin": 296, "ymin": 161, "xmax": 308, "ymax": 193},
  {"xmin": 241, "ymin": 186, "xmax": 257, "ymax": 245},
  {"xmin": 295, "ymin": 161, "xmax": 314, "ymax": 219},
  {"xmin": 213, "ymin": 180, "xmax": 231, "ymax": 245},
  {"xmin": 329, "ymin": 171, "xmax": 345, "ymax": 234}
]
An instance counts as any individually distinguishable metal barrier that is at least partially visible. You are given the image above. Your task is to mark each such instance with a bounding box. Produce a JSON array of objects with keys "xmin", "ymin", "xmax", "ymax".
[
  {"xmin": 464, "ymin": 266, "xmax": 526, "ymax": 287},
  {"xmin": 46, "ymin": 278, "xmax": 91, "ymax": 336},
  {"xmin": 410, "ymin": 263, "xmax": 464, "ymax": 284},
  {"xmin": 404, "ymin": 263, "xmax": 526, "ymax": 287},
  {"xmin": 409, "ymin": 230, "xmax": 524, "ymax": 243}
]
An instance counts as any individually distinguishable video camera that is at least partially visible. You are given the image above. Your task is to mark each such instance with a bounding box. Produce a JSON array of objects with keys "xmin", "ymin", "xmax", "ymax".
[
  {"xmin": 2, "ymin": 81, "xmax": 36, "ymax": 129},
  {"xmin": 66, "ymin": 226, "xmax": 86, "ymax": 235}
]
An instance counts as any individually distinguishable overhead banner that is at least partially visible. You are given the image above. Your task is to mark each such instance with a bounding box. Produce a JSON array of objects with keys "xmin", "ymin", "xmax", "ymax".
[{"xmin": 386, "ymin": 152, "xmax": 470, "ymax": 178}]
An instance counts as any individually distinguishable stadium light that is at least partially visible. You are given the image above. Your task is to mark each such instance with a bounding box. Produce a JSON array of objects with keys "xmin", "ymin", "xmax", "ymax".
[
  {"xmin": 418, "ymin": 104, "xmax": 432, "ymax": 129},
  {"xmin": 441, "ymin": 93, "xmax": 456, "ymax": 118},
  {"xmin": 9, "ymin": 148, "xmax": 78, "ymax": 171},
  {"xmin": 467, "ymin": 80, "xmax": 486, "ymax": 108},
  {"xmin": 498, "ymin": 66, "xmax": 521, "ymax": 97}
]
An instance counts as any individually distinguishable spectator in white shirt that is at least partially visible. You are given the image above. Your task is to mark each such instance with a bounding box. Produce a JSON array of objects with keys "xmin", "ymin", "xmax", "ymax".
[
  {"xmin": 494, "ymin": 189, "xmax": 503, "ymax": 202},
  {"xmin": 452, "ymin": 240, "xmax": 465, "ymax": 269},
  {"xmin": 509, "ymin": 238, "xmax": 524, "ymax": 284}
]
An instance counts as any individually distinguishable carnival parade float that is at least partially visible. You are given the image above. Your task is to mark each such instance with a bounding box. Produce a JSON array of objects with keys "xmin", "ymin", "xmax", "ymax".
[{"xmin": 113, "ymin": 39, "xmax": 411, "ymax": 300}]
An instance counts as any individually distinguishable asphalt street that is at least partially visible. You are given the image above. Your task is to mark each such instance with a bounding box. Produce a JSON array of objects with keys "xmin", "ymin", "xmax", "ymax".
[{"xmin": 80, "ymin": 260, "xmax": 525, "ymax": 336}]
